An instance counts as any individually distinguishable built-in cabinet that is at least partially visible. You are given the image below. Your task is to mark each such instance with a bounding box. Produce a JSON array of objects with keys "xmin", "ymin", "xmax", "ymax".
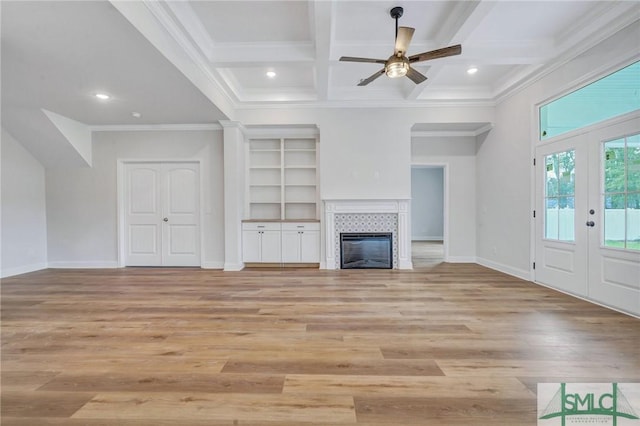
[
  {"xmin": 281, "ymin": 222, "xmax": 320, "ymax": 263},
  {"xmin": 242, "ymin": 222, "xmax": 320, "ymax": 264},
  {"xmin": 241, "ymin": 222, "xmax": 282, "ymax": 263},
  {"xmin": 243, "ymin": 130, "xmax": 320, "ymax": 266}
]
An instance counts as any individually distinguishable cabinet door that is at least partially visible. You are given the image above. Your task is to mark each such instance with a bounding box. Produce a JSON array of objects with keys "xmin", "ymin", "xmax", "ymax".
[
  {"xmin": 242, "ymin": 231, "xmax": 261, "ymax": 263},
  {"xmin": 300, "ymin": 231, "xmax": 320, "ymax": 263},
  {"xmin": 281, "ymin": 231, "xmax": 301, "ymax": 262},
  {"xmin": 260, "ymin": 230, "xmax": 282, "ymax": 263}
]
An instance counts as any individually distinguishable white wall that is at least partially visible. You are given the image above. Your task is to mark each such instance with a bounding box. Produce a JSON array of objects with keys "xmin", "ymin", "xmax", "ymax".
[
  {"xmin": 412, "ymin": 137, "xmax": 476, "ymax": 261},
  {"xmin": 1, "ymin": 129, "xmax": 48, "ymax": 277},
  {"xmin": 236, "ymin": 106, "xmax": 494, "ymax": 201},
  {"xmin": 411, "ymin": 167, "xmax": 444, "ymax": 240},
  {"xmin": 476, "ymin": 23, "xmax": 640, "ymax": 279},
  {"xmin": 45, "ymin": 130, "xmax": 225, "ymax": 268}
]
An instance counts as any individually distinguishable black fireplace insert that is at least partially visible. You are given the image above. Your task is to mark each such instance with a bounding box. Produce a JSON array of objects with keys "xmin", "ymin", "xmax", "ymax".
[{"xmin": 340, "ymin": 233, "xmax": 392, "ymax": 269}]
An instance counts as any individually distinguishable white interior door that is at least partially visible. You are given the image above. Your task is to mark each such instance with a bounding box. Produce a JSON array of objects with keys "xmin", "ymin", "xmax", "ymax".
[
  {"xmin": 125, "ymin": 162, "xmax": 200, "ymax": 267},
  {"xmin": 587, "ymin": 118, "xmax": 640, "ymax": 314},
  {"xmin": 535, "ymin": 114, "xmax": 640, "ymax": 316},
  {"xmin": 162, "ymin": 163, "xmax": 200, "ymax": 266},
  {"xmin": 125, "ymin": 164, "xmax": 163, "ymax": 266},
  {"xmin": 535, "ymin": 135, "xmax": 588, "ymax": 297}
]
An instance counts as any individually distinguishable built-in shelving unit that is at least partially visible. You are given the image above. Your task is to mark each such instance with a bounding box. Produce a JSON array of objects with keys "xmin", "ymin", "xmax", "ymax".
[{"xmin": 246, "ymin": 135, "xmax": 318, "ymax": 220}]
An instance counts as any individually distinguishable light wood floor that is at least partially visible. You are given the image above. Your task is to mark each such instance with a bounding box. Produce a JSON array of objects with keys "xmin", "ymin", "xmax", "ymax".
[
  {"xmin": 411, "ymin": 241, "xmax": 444, "ymax": 268},
  {"xmin": 2, "ymin": 265, "xmax": 639, "ymax": 425}
]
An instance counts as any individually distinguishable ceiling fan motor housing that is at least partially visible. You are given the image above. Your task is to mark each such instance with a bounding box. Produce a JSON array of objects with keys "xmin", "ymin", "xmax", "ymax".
[{"xmin": 390, "ymin": 6, "xmax": 404, "ymax": 19}]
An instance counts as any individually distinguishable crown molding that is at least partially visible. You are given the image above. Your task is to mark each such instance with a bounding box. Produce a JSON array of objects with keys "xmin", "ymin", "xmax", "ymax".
[
  {"xmin": 90, "ymin": 123, "xmax": 222, "ymax": 132},
  {"xmin": 411, "ymin": 123, "xmax": 493, "ymax": 138},
  {"xmin": 243, "ymin": 125, "xmax": 319, "ymax": 138}
]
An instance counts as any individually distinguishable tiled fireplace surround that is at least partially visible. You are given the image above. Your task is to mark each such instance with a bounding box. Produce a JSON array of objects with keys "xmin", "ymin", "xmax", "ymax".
[{"xmin": 324, "ymin": 200, "xmax": 412, "ymax": 269}]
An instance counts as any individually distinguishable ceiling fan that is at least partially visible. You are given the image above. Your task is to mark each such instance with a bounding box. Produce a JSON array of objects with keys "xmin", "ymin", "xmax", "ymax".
[{"xmin": 339, "ymin": 6, "xmax": 462, "ymax": 86}]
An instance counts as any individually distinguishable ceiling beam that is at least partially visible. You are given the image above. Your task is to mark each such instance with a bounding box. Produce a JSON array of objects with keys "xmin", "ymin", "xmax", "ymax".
[
  {"xmin": 408, "ymin": 0, "xmax": 497, "ymax": 100},
  {"xmin": 310, "ymin": 0, "xmax": 335, "ymax": 101}
]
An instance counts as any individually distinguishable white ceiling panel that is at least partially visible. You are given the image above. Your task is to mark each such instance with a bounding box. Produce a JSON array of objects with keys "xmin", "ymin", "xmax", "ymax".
[
  {"xmin": 190, "ymin": 1, "xmax": 312, "ymax": 43},
  {"xmin": 226, "ymin": 66, "xmax": 315, "ymax": 89},
  {"xmin": 467, "ymin": 1, "xmax": 597, "ymax": 42}
]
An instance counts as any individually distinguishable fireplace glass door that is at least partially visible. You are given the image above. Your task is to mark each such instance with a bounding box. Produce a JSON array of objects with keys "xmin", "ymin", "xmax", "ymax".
[{"xmin": 340, "ymin": 233, "xmax": 392, "ymax": 269}]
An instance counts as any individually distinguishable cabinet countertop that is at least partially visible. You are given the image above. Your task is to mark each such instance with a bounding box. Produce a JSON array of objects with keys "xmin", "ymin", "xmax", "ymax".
[{"xmin": 242, "ymin": 219, "xmax": 320, "ymax": 223}]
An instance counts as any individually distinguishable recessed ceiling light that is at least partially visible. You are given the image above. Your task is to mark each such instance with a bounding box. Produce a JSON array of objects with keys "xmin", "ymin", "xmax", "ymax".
[
  {"xmin": 95, "ymin": 93, "xmax": 110, "ymax": 100},
  {"xmin": 467, "ymin": 67, "xmax": 478, "ymax": 75},
  {"xmin": 132, "ymin": 112, "xmax": 142, "ymax": 118},
  {"xmin": 266, "ymin": 71, "xmax": 276, "ymax": 78}
]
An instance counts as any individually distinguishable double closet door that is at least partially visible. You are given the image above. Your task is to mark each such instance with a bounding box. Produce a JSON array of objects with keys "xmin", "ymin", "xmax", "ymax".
[
  {"xmin": 535, "ymin": 115, "xmax": 640, "ymax": 315},
  {"xmin": 124, "ymin": 162, "xmax": 200, "ymax": 267}
]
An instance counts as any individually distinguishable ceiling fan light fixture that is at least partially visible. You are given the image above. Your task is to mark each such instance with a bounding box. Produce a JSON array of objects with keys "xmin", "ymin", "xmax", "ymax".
[{"xmin": 386, "ymin": 57, "xmax": 409, "ymax": 78}]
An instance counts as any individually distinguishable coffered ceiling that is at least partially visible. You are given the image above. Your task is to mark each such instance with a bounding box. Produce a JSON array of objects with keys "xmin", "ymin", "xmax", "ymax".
[
  {"xmin": 1, "ymin": 0, "xmax": 639, "ymax": 131},
  {"xmin": 152, "ymin": 0, "xmax": 639, "ymax": 107}
]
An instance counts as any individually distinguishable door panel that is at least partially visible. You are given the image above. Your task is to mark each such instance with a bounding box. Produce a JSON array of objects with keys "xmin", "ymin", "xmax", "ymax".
[
  {"xmin": 125, "ymin": 165, "xmax": 162, "ymax": 266},
  {"xmin": 281, "ymin": 231, "xmax": 300, "ymax": 263},
  {"xmin": 535, "ymin": 136, "xmax": 588, "ymax": 297},
  {"xmin": 125, "ymin": 162, "xmax": 200, "ymax": 267},
  {"xmin": 162, "ymin": 164, "xmax": 200, "ymax": 266},
  {"xmin": 261, "ymin": 231, "xmax": 282, "ymax": 263},
  {"xmin": 587, "ymin": 118, "xmax": 640, "ymax": 314}
]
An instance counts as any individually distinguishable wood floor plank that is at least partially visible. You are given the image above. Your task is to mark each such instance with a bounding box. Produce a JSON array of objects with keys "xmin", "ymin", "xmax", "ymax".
[
  {"xmin": 283, "ymin": 375, "xmax": 534, "ymax": 398},
  {"xmin": 1, "ymin": 391, "xmax": 96, "ymax": 417},
  {"xmin": 37, "ymin": 373, "xmax": 285, "ymax": 394},
  {"xmin": 2, "ymin": 265, "xmax": 638, "ymax": 425},
  {"xmin": 222, "ymin": 359, "xmax": 444, "ymax": 376},
  {"xmin": 71, "ymin": 392, "xmax": 356, "ymax": 423},
  {"xmin": 1, "ymin": 371, "xmax": 61, "ymax": 391},
  {"xmin": 354, "ymin": 396, "xmax": 536, "ymax": 424}
]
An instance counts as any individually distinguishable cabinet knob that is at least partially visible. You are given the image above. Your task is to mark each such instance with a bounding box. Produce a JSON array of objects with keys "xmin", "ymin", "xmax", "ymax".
[{"xmin": 163, "ymin": 218, "xmax": 169, "ymax": 222}]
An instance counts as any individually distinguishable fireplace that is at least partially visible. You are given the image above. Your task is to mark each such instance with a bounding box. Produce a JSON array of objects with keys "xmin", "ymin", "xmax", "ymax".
[
  {"xmin": 340, "ymin": 233, "xmax": 392, "ymax": 269},
  {"xmin": 323, "ymin": 199, "xmax": 412, "ymax": 270}
]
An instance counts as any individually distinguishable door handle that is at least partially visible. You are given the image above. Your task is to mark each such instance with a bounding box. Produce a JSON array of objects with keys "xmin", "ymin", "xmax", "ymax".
[
  {"xmin": 163, "ymin": 217, "xmax": 169, "ymax": 222},
  {"xmin": 586, "ymin": 221, "xmax": 595, "ymax": 227}
]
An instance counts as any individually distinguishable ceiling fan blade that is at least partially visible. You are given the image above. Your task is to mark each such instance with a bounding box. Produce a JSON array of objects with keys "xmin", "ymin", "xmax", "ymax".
[
  {"xmin": 340, "ymin": 56, "xmax": 386, "ymax": 64},
  {"xmin": 357, "ymin": 69, "xmax": 385, "ymax": 86},
  {"xmin": 394, "ymin": 26, "xmax": 415, "ymax": 55},
  {"xmin": 409, "ymin": 44, "xmax": 462, "ymax": 63},
  {"xmin": 406, "ymin": 67, "xmax": 427, "ymax": 84}
]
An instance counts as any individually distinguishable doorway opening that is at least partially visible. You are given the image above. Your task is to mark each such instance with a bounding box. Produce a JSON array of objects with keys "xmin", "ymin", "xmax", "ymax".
[{"xmin": 411, "ymin": 166, "xmax": 446, "ymax": 267}]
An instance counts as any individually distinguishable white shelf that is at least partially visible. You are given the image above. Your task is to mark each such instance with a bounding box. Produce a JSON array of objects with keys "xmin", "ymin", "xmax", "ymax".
[{"xmin": 246, "ymin": 136, "xmax": 318, "ymax": 220}]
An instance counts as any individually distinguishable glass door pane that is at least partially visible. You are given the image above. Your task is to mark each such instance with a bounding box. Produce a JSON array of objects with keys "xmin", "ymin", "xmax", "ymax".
[
  {"xmin": 603, "ymin": 133, "xmax": 640, "ymax": 250},
  {"xmin": 544, "ymin": 150, "xmax": 575, "ymax": 241}
]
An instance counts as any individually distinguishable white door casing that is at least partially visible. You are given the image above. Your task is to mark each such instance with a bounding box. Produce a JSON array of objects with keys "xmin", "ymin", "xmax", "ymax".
[{"xmin": 123, "ymin": 162, "xmax": 200, "ymax": 267}]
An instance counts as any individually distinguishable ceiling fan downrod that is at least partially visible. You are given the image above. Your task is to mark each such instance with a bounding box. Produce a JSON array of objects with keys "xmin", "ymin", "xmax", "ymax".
[{"xmin": 390, "ymin": 6, "xmax": 403, "ymax": 42}]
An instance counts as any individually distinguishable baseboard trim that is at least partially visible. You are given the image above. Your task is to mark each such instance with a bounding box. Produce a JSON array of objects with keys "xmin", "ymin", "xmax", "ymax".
[
  {"xmin": 48, "ymin": 261, "xmax": 120, "ymax": 269},
  {"xmin": 201, "ymin": 261, "xmax": 224, "ymax": 269},
  {"xmin": 223, "ymin": 262, "xmax": 244, "ymax": 272},
  {"xmin": 1, "ymin": 262, "xmax": 48, "ymax": 278},
  {"xmin": 532, "ymin": 280, "xmax": 639, "ymax": 319},
  {"xmin": 446, "ymin": 256, "xmax": 476, "ymax": 263},
  {"xmin": 476, "ymin": 257, "xmax": 531, "ymax": 281}
]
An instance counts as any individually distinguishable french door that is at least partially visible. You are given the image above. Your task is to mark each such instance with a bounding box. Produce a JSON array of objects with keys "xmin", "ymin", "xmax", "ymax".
[
  {"xmin": 124, "ymin": 162, "xmax": 200, "ymax": 267},
  {"xmin": 535, "ymin": 115, "xmax": 640, "ymax": 316}
]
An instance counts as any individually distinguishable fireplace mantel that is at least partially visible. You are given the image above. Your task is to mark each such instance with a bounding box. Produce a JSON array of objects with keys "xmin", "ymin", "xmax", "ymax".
[{"xmin": 323, "ymin": 199, "xmax": 412, "ymax": 269}]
